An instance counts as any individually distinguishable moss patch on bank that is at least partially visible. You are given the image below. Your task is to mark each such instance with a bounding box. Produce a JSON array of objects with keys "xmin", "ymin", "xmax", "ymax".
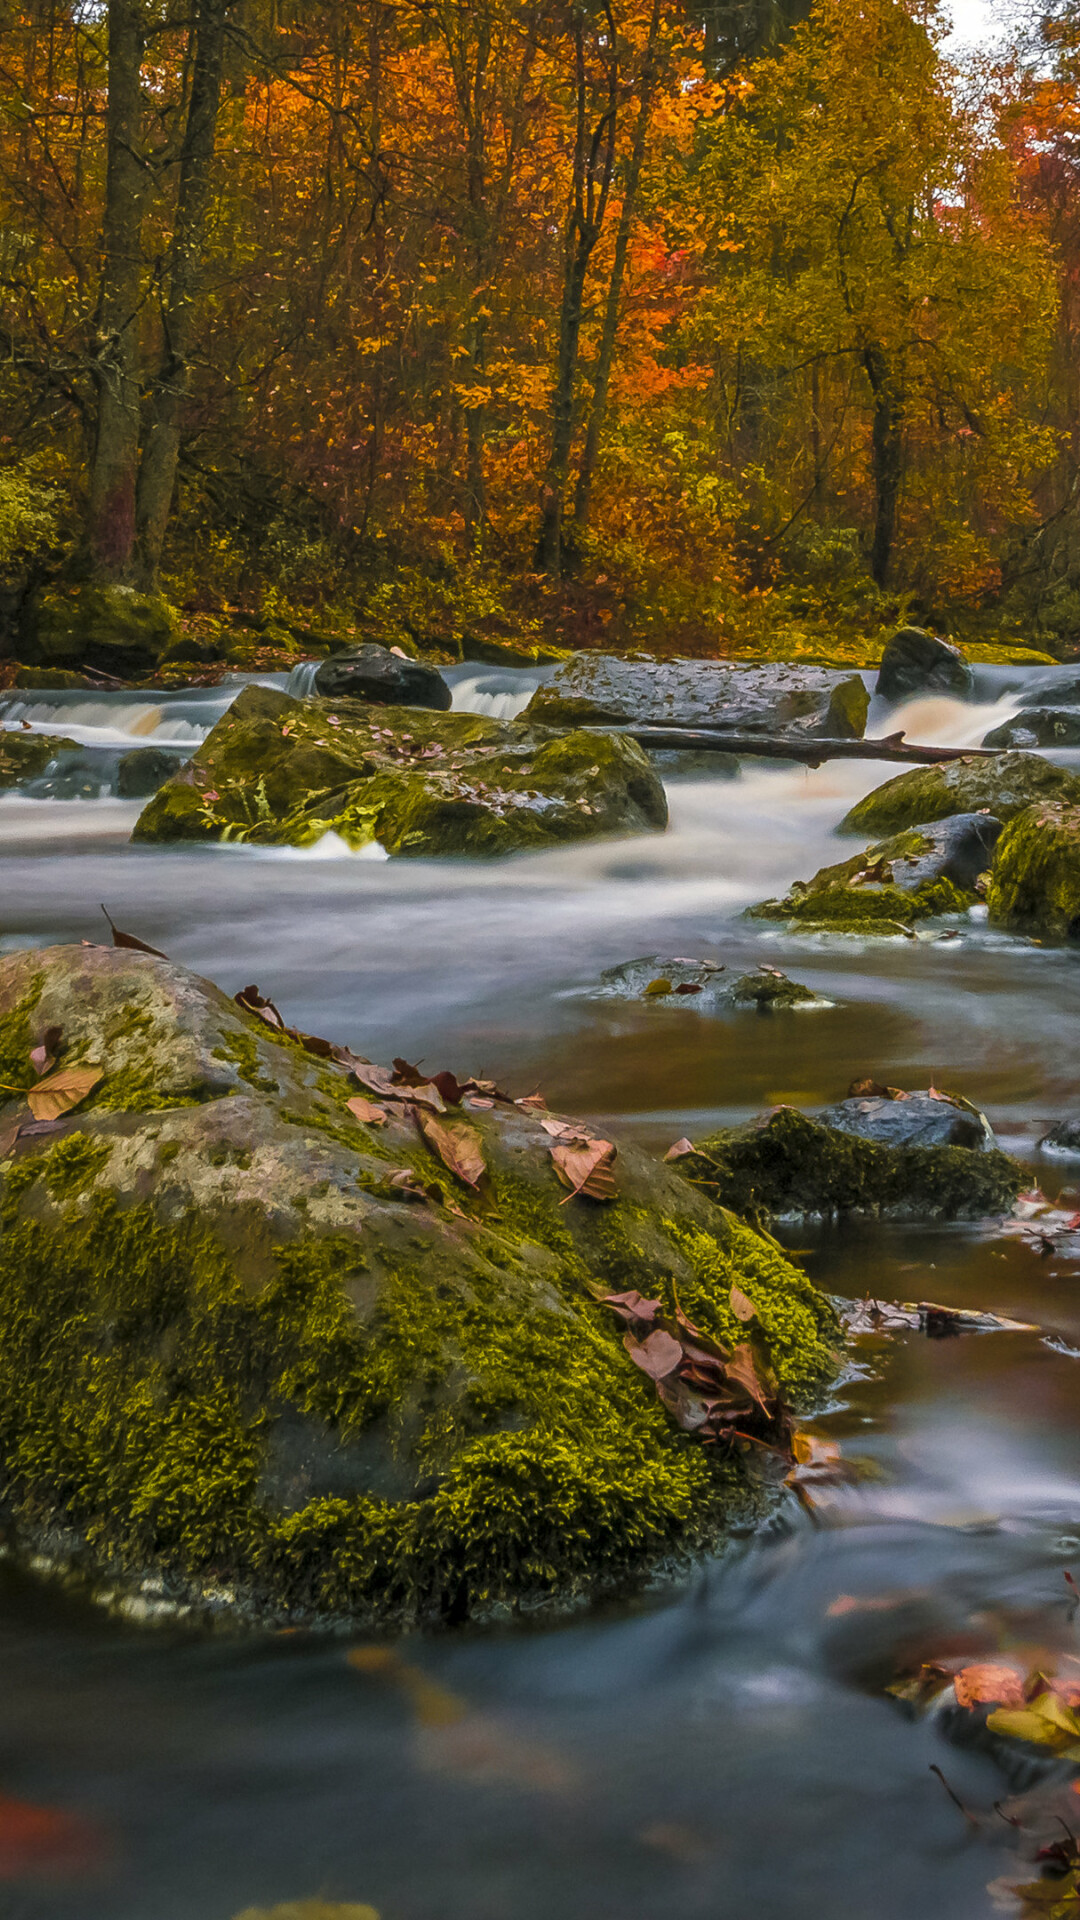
[{"xmin": 986, "ymin": 801, "xmax": 1080, "ymax": 941}]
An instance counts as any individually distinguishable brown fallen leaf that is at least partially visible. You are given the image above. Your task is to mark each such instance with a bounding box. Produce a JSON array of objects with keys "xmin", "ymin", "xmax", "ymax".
[
  {"xmin": 347, "ymin": 1096, "xmax": 388, "ymax": 1126},
  {"xmin": 414, "ymin": 1110, "xmax": 486, "ymax": 1189},
  {"xmin": 730, "ymin": 1283, "xmax": 756, "ymax": 1322},
  {"xmin": 664, "ymin": 1137, "xmax": 694, "ymax": 1161},
  {"xmin": 600, "ymin": 1290, "xmax": 663, "ymax": 1323},
  {"xmin": 848, "ymin": 1077, "xmax": 907, "ymax": 1099},
  {"xmin": 674, "ymin": 982, "xmax": 702, "ymax": 995},
  {"xmin": 550, "ymin": 1137, "xmax": 617, "ymax": 1202},
  {"xmin": 234, "ymin": 986, "xmax": 334, "ymax": 1058},
  {"xmin": 623, "ymin": 1328, "xmax": 684, "ymax": 1380},
  {"xmin": 27, "ymin": 1066, "xmax": 102, "ymax": 1122},
  {"xmin": 464, "ymin": 1096, "xmax": 494, "ymax": 1110},
  {"xmin": 101, "ymin": 905, "xmax": 169, "ymax": 959},
  {"xmin": 29, "ymin": 1025, "xmax": 62, "ymax": 1077},
  {"xmin": 516, "ymin": 1092, "xmax": 547, "ymax": 1111}
]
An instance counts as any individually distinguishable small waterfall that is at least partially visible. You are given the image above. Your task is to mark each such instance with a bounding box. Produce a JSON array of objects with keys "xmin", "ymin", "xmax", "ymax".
[
  {"xmin": 284, "ymin": 660, "xmax": 322, "ymax": 699},
  {"xmin": 445, "ymin": 663, "xmax": 550, "ymax": 719}
]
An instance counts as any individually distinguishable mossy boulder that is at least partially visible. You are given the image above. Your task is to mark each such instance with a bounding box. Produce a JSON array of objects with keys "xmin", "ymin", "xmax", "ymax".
[
  {"xmin": 591, "ymin": 957, "xmax": 825, "ymax": 1011},
  {"xmin": 0, "ymin": 945, "xmax": 839, "ymax": 1627},
  {"xmin": 0, "ymin": 728, "xmax": 80, "ymax": 789},
  {"xmin": 31, "ymin": 585, "xmax": 178, "ymax": 674},
  {"xmin": 986, "ymin": 802, "xmax": 1080, "ymax": 940},
  {"xmin": 133, "ymin": 684, "xmax": 667, "ymax": 857},
  {"xmin": 747, "ymin": 826, "xmax": 976, "ymax": 934},
  {"xmin": 839, "ymin": 752, "xmax": 1080, "ymax": 839},
  {"xmin": 524, "ymin": 655, "xmax": 870, "ymax": 739},
  {"xmin": 677, "ymin": 1106, "xmax": 1024, "ymax": 1223}
]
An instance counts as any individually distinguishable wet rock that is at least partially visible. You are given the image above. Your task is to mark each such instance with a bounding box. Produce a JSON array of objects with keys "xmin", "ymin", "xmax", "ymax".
[
  {"xmin": 815, "ymin": 1089, "xmax": 994, "ymax": 1151},
  {"xmin": 115, "ymin": 746, "xmax": 181, "ymax": 799},
  {"xmin": 0, "ymin": 944, "xmax": 840, "ymax": 1627},
  {"xmin": 1039, "ymin": 1117, "xmax": 1080, "ymax": 1154},
  {"xmin": 674, "ymin": 1106, "xmax": 1024, "ymax": 1222},
  {"xmin": 524, "ymin": 654, "xmax": 869, "ymax": 739},
  {"xmin": 986, "ymin": 800, "xmax": 1080, "ymax": 940},
  {"xmin": 313, "ymin": 644, "xmax": 452, "ymax": 710},
  {"xmin": 592, "ymin": 957, "xmax": 824, "ymax": 1010},
  {"xmin": 133, "ymin": 685, "xmax": 667, "ymax": 857},
  {"xmin": 839, "ymin": 752, "xmax": 1080, "ymax": 838},
  {"xmin": 875, "ymin": 627, "xmax": 974, "ymax": 704},
  {"xmin": 30, "ymin": 585, "xmax": 178, "ymax": 674},
  {"xmin": 1016, "ymin": 668, "xmax": 1080, "ymax": 708},
  {"xmin": 982, "ymin": 707, "xmax": 1080, "ymax": 749},
  {"xmin": 747, "ymin": 825, "xmax": 980, "ymax": 934},
  {"xmin": 0, "ymin": 729, "xmax": 80, "ymax": 790}
]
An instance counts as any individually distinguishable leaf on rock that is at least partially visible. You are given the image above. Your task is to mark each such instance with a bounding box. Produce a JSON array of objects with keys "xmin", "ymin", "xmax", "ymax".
[
  {"xmin": 550, "ymin": 1137, "xmax": 617, "ymax": 1202},
  {"xmin": 27, "ymin": 1066, "xmax": 101, "ymax": 1122},
  {"xmin": 664, "ymin": 1137, "xmax": 694, "ymax": 1161},
  {"xmin": 848, "ymin": 1077, "xmax": 906, "ymax": 1099},
  {"xmin": 624, "ymin": 1328, "xmax": 683, "ymax": 1379},
  {"xmin": 953, "ymin": 1664, "xmax": 1027, "ymax": 1710},
  {"xmin": 516, "ymin": 1092, "xmax": 547, "ymax": 1111},
  {"xmin": 600, "ymin": 1290, "xmax": 662, "ymax": 1323},
  {"xmin": 347, "ymin": 1096, "xmax": 388, "ymax": 1126},
  {"xmin": 29, "ymin": 1025, "xmax": 62, "ymax": 1077},
  {"xmin": 391, "ymin": 1057, "xmax": 428, "ymax": 1086},
  {"xmin": 101, "ymin": 905, "xmax": 168, "ymax": 959},
  {"xmin": 415, "ymin": 1110, "xmax": 486, "ymax": 1189},
  {"xmin": 0, "ymin": 1119, "xmax": 21, "ymax": 1159},
  {"xmin": 234, "ymin": 986, "xmax": 333, "ymax": 1058},
  {"xmin": 350, "ymin": 1063, "xmax": 401, "ymax": 1099},
  {"xmin": 729, "ymin": 1284, "xmax": 756, "ymax": 1322}
]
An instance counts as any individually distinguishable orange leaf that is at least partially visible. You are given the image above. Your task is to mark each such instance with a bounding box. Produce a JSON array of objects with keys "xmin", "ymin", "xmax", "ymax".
[
  {"xmin": 27, "ymin": 1066, "xmax": 102, "ymax": 1122},
  {"xmin": 550, "ymin": 1137, "xmax": 617, "ymax": 1202},
  {"xmin": 415, "ymin": 1110, "xmax": 486, "ymax": 1189},
  {"xmin": 347, "ymin": 1095, "xmax": 388, "ymax": 1126},
  {"xmin": 953, "ymin": 1664, "xmax": 1026, "ymax": 1710},
  {"xmin": 730, "ymin": 1284, "xmax": 756, "ymax": 1322}
]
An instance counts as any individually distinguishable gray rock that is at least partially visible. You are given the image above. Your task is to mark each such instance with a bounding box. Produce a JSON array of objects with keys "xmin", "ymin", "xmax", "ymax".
[
  {"xmin": 876, "ymin": 627, "xmax": 974, "ymax": 704},
  {"xmin": 1017, "ymin": 670, "xmax": 1080, "ymax": 709},
  {"xmin": 115, "ymin": 746, "xmax": 181, "ymax": 798},
  {"xmin": 983, "ymin": 708, "xmax": 1080, "ymax": 749},
  {"xmin": 885, "ymin": 812, "xmax": 1003, "ymax": 892},
  {"xmin": 593, "ymin": 956, "xmax": 823, "ymax": 1010},
  {"xmin": 524, "ymin": 654, "xmax": 869, "ymax": 739},
  {"xmin": 1039, "ymin": 1118, "xmax": 1080, "ymax": 1155},
  {"xmin": 814, "ymin": 1089, "xmax": 994, "ymax": 1150},
  {"xmin": 313, "ymin": 643, "xmax": 452, "ymax": 710}
]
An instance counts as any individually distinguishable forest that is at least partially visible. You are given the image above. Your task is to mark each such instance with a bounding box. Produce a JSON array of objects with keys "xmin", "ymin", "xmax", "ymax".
[{"xmin": 0, "ymin": 0, "xmax": 1077, "ymax": 672}]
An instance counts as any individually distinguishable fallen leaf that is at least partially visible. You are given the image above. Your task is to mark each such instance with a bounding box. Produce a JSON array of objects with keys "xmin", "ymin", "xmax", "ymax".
[
  {"xmin": 27, "ymin": 1066, "xmax": 102, "ymax": 1122},
  {"xmin": 415, "ymin": 1110, "xmax": 486, "ymax": 1189},
  {"xmin": 516, "ymin": 1092, "xmax": 547, "ymax": 1111},
  {"xmin": 389, "ymin": 1170, "xmax": 428, "ymax": 1200},
  {"xmin": 464, "ymin": 1096, "xmax": 494, "ymax": 1110},
  {"xmin": 915, "ymin": 1300, "xmax": 1039, "ymax": 1336},
  {"xmin": 664, "ymin": 1137, "xmax": 694, "ymax": 1160},
  {"xmin": 674, "ymin": 982, "xmax": 702, "ymax": 995},
  {"xmin": 624, "ymin": 1328, "xmax": 683, "ymax": 1379},
  {"xmin": 0, "ymin": 1119, "xmax": 21, "ymax": 1158},
  {"xmin": 234, "ymin": 987, "xmax": 334, "ymax": 1059},
  {"xmin": 729, "ymin": 1284, "xmax": 756, "ymax": 1322},
  {"xmin": 0, "ymin": 1791, "xmax": 107, "ymax": 1879},
  {"xmin": 29, "ymin": 1025, "xmax": 62, "ymax": 1077},
  {"xmin": 643, "ymin": 977, "xmax": 673, "ymax": 996},
  {"xmin": 847, "ymin": 1077, "xmax": 906, "ymax": 1099},
  {"xmin": 600, "ymin": 1290, "xmax": 662, "ymax": 1323},
  {"xmin": 101, "ymin": 905, "xmax": 168, "ymax": 959},
  {"xmin": 550, "ymin": 1137, "xmax": 617, "ymax": 1202},
  {"xmin": 347, "ymin": 1096, "xmax": 388, "ymax": 1126},
  {"xmin": 953, "ymin": 1664, "xmax": 1027, "ymax": 1710}
]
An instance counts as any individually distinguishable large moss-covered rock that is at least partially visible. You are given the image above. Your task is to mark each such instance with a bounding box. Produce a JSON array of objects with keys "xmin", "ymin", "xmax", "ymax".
[
  {"xmin": 677, "ymin": 1107, "xmax": 1024, "ymax": 1223},
  {"xmin": 133, "ymin": 685, "xmax": 667, "ymax": 857},
  {"xmin": 747, "ymin": 826, "xmax": 976, "ymax": 934},
  {"xmin": 986, "ymin": 801, "xmax": 1080, "ymax": 940},
  {"xmin": 31, "ymin": 585, "xmax": 177, "ymax": 674},
  {"xmin": 0, "ymin": 946, "xmax": 839, "ymax": 1627},
  {"xmin": 839, "ymin": 752, "xmax": 1080, "ymax": 838},
  {"xmin": 524, "ymin": 654, "xmax": 869, "ymax": 739},
  {"xmin": 0, "ymin": 729, "xmax": 80, "ymax": 789}
]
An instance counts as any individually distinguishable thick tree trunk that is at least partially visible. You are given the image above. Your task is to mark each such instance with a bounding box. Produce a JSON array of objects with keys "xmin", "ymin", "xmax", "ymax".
[
  {"xmin": 86, "ymin": 0, "xmax": 146, "ymax": 583},
  {"xmin": 863, "ymin": 342, "xmax": 904, "ymax": 589},
  {"xmin": 573, "ymin": 0, "xmax": 662, "ymax": 533},
  {"xmin": 134, "ymin": 0, "xmax": 230, "ymax": 589}
]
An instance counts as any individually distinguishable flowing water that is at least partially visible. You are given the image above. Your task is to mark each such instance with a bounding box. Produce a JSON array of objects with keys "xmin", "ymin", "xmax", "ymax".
[{"xmin": 2, "ymin": 660, "xmax": 1080, "ymax": 1919}]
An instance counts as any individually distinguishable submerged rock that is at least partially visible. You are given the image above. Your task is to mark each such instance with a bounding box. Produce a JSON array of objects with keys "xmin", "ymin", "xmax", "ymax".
[
  {"xmin": 0, "ymin": 945, "xmax": 839, "ymax": 1626},
  {"xmin": 0, "ymin": 729, "xmax": 80, "ymax": 790},
  {"xmin": 839, "ymin": 752, "xmax": 1080, "ymax": 838},
  {"xmin": 982, "ymin": 708, "xmax": 1080, "ymax": 749},
  {"xmin": 814, "ymin": 1089, "xmax": 994, "ymax": 1151},
  {"xmin": 986, "ymin": 801, "xmax": 1080, "ymax": 940},
  {"xmin": 876, "ymin": 627, "xmax": 974, "ymax": 704},
  {"xmin": 592, "ymin": 957, "xmax": 824, "ymax": 1010},
  {"xmin": 523, "ymin": 654, "xmax": 869, "ymax": 739},
  {"xmin": 1039, "ymin": 1117, "xmax": 1080, "ymax": 1155},
  {"xmin": 747, "ymin": 824, "xmax": 980, "ymax": 934},
  {"xmin": 115, "ymin": 746, "xmax": 180, "ymax": 799},
  {"xmin": 133, "ymin": 685, "xmax": 667, "ymax": 857},
  {"xmin": 1016, "ymin": 669, "xmax": 1080, "ymax": 708},
  {"xmin": 675, "ymin": 1106, "xmax": 1023, "ymax": 1222},
  {"xmin": 313, "ymin": 645, "xmax": 452, "ymax": 710}
]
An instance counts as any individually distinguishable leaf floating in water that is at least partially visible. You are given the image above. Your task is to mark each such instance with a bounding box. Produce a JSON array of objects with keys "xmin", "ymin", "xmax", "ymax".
[
  {"xmin": 550, "ymin": 1137, "xmax": 617, "ymax": 1202},
  {"xmin": 643, "ymin": 977, "xmax": 673, "ymax": 997},
  {"xmin": 27, "ymin": 1066, "xmax": 102, "ymax": 1122},
  {"xmin": 953, "ymin": 1664, "xmax": 1027, "ymax": 1710},
  {"xmin": 414, "ymin": 1110, "xmax": 486, "ymax": 1189},
  {"xmin": 0, "ymin": 1790, "xmax": 108, "ymax": 1879},
  {"xmin": 101, "ymin": 905, "xmax": 169, "ymax": 959}
]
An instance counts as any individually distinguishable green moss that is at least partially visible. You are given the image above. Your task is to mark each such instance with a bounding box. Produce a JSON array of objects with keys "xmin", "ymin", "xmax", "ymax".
[
  {"xmin": 0, "ymin": 983, "xmax": 42, "ymax": 1094},
  {"xmin": 748, "ymin": 828, "xmax": 972, "ymax": 931},
  {"xmin": 839, "ymin": 753, "xmax": 1080, "ymax": 838},
  {"xmin": 678, "ymin": 1107, "xmax": 1025, "ymax": 1222},
  {"xmin": 213, "ymin": 1031, "xmax": 280, "ymax": 1094},
  {"xmin": 986, "ymin": 801, "xmax": 1080, "ymax": 940},
  {"xmin": 42, "ymin": 1132, "xmax": 111, "ymax": 1200}
]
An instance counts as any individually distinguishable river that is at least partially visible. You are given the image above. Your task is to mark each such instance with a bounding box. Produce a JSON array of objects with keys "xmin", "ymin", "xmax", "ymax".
[{"xmin": 1, "ymin": 660, "xmax": 1079, "ymax": 1920}]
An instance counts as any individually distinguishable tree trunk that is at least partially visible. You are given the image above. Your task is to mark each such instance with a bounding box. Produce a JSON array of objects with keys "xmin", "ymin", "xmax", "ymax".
[
  {"xmin": 86, "ymin": 0, "xmax": 146, "ymax": 583},
  {"xmin": 134, "ymin": 0, "xmax": 230, "ymax": 589},
  {"xmin": 863, "ymin": 342, "xmax": 904, "ymax": 589},
  {"xmin": 537, "ymin": 7, "xmax": 617, "ymax": 577},
  {"xmin": 572, "ymin": 0, "xmax": 662, "ymax": 533}
]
